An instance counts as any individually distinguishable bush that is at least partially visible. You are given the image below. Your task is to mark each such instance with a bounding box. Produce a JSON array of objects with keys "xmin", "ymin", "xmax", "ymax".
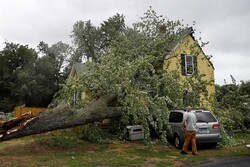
[{"xmin": 81, "ymin": 123, "xmax": 119, "ymax": 143}]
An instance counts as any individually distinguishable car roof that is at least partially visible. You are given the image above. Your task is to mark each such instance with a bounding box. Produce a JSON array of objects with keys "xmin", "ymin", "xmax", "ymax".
[{"xmin": 170, "ymin": 109, "xmax": 211, "ymax": 113}]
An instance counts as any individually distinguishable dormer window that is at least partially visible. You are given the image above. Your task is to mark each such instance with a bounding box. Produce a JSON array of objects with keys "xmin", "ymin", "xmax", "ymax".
[{"xmin": 181, "ymin": 54, "xmax": 197, "ymax": 75}]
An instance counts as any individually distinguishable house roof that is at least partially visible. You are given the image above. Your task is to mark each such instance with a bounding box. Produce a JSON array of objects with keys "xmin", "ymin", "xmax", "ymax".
[
  {"xmin": 69, "ymin": 62, "xmax": 84, "ymax": 77},
  {"xmin": 170, "ymin": 27, "xmax": 195, "ymax": 52}
]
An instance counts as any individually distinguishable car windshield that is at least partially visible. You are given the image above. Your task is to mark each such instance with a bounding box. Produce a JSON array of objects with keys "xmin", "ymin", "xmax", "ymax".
[{"xmin": 194, "ymin": 112, "xmax": 217, "ymax": 123}]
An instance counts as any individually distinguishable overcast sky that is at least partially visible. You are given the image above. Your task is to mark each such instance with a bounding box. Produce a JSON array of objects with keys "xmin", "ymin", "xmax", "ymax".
[{"xmin": 0, "ymin": 0, "xmax": 249, "ymax": 85}]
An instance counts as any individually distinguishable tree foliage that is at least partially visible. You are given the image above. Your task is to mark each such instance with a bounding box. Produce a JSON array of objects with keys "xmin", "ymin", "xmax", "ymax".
[
  {"xmin": 71, "ymin": 13, "xmax": 125, "ymax": 62},
  {"xmin": 0, "ymin": 42, "xmax": 38, "ymax": 111},
  {"xmin": 38, "ymin": 41, "xmax": 72, "ymax": 80}
]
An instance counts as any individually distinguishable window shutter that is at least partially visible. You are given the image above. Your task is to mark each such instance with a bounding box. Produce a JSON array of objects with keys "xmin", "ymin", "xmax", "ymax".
[
  {"xmin": 181, "ymin": 54, "xmax": 186, "ymax": 75},
  {"xmin": 193, "ymin": 56, "xmax": 198, "ymax": 74}
]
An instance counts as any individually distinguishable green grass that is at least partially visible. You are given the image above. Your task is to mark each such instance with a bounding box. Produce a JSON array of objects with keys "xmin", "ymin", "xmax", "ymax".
[
  {"xmin": 31, "ymin": 149, "xmax": 146, "ymax": 167},
  {"xmin": 0, "ymin": 132, "xmax": 249, "ymax": 167}
]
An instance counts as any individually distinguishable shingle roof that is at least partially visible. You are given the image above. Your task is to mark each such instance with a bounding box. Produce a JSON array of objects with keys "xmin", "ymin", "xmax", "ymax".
[
  {"xmin": 74, "ymin": 62, "xmax": 84, "ymax": 75},
  {"xmin": 171, "ymin": 27, "xmax": 194, "ymax": 51},
  {"xmin": 165, "ymin": 27, "xmax": 194, "ymax": 60},
  {"xmin": 70, "ymin": 62, "xmax": 84, "ymax": 77}
]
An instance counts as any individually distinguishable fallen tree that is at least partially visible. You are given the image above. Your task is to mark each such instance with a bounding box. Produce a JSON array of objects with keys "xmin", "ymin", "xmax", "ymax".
[{"xmin": 0, "ymin": 95, "xmax": 122, "ymax": 142}]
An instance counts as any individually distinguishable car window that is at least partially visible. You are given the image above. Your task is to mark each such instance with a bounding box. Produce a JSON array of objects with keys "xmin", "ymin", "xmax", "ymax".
[
  {"xmin": 169, "ymin": 112, "xmax": 183, "ymax": 123},
  {"xmin": 194, "ymin": 112, "xmax": 217, "ymax": 123}
]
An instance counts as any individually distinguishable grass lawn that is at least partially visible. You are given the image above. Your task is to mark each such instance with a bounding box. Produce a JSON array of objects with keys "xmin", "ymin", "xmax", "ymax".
[{"xmin": 0, "ymin": 132, "xmax": 249, "ymax": 167}]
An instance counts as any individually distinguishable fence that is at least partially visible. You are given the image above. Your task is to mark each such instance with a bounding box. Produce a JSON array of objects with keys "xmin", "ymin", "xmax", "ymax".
[{"xmin": 14, "ymin": 107, "xmax": 47, "ymax": 118}]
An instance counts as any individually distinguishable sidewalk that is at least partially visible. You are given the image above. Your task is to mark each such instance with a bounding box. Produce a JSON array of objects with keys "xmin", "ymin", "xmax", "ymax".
[{"xmin": 186, "ymin": 157, "xmax": 250, "ymax": 167}]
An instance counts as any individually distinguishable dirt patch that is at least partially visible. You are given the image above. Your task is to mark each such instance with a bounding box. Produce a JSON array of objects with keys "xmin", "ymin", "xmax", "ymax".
[
  {"xmin": 0, "ymin": 138, "xmax": 56, "ymax": 156},
  {"xmin": 0, "ymin": 137, "xmax": 97, "ymax": 156},
  {"xmin": 173, "ymin": 160, "xmax": 186, "ymax": 166},
  {"xmin": 0, "ymin": 137, "xmax": 99, "ymax": 167},
  {"xmin": 107, "ymin": 141, "xmax": 145, "ymax": 152}
]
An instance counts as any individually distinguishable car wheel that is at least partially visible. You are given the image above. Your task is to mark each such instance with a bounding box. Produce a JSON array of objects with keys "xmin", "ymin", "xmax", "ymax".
[{"xmin": 174, "ymin": 135, "xmax": 182, "ymax": 149}]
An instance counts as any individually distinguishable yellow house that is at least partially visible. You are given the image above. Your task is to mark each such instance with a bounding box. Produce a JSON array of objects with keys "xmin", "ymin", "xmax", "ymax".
[{"xmin": 163, "ymin": 27, "xmax": 215, "ymax": 109}]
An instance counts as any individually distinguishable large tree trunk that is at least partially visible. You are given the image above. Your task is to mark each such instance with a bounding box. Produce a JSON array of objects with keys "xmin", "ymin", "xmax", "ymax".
[{"xmin": 0, "ymin": 95, "xmax": 123, "ymax": 142}]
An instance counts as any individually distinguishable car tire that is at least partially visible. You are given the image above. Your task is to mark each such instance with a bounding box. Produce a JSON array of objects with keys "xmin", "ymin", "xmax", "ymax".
[
  {"xmin": 209, "ymin": 142, "xmax": 217, "ymax": 148},
  {"xmin": 174, "ymin": 135, "xmax": 182, "ymax": 149}
]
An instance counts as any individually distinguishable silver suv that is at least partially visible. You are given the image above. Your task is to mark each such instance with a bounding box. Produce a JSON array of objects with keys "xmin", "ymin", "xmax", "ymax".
[{"xmin": 166, "ymin": 109, "xmax": 222, "ymax": 148}]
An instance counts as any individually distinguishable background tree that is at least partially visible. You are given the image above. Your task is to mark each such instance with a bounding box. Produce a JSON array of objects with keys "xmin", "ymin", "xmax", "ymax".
[
  {"xmin": 38, "ymin": 41, "xmax": 72, "ymax": 80},
  {"xmin": 0, "ymin": 42, "xmax": 38, "ymax": 112},
  {"xmin": 0, "ymin": 41, "xmax": 71, "ymax": 112},
  {"xmin": 215, "ymin": 76, "xmax": 250, "ymax": 130},
  {"xmin": 36, "ymin": 41, "xmax": 72, "ymax": 106},
  {"xmin": 70, "ymin": 13, "xmax": 125, "ymax": 62}
]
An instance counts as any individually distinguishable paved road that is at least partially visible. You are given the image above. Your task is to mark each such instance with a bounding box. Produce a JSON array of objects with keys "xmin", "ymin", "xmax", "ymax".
[{"xmin": 186, "ymin": 157, "xmax": 250, "ymax": 167}]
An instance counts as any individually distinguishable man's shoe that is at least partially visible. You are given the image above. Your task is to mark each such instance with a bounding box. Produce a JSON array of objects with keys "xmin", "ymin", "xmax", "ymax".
[
  {"xmin": 192, "ymin": 153, "xmax": 198, "ymax": 155},
  {"xmin": 180, "ymin": 151, "xmax": 187, "ymax": 154}
]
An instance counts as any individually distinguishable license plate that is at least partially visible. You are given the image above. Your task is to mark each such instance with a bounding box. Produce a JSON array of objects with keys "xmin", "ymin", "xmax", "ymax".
[{"xmin": 199, "ymin": 128, "xmax": 209, "ymax": 133}]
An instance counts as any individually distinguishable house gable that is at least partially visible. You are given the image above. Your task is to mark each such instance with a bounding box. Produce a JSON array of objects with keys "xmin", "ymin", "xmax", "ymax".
[{"xmin": 163, "ymin": 29, "xmax": 215, "ymax": 109}]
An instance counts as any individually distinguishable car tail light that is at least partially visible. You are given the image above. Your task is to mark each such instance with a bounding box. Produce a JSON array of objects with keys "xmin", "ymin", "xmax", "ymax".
[{"xmin": 212, "ymin": 124, "xmax": 220, "ymax": 129}]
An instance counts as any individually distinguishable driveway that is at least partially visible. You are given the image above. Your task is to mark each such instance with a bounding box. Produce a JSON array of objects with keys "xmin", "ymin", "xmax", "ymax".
[{"xmin": 186, "ymin": 157, "xmax": 250, "ymax": 167}]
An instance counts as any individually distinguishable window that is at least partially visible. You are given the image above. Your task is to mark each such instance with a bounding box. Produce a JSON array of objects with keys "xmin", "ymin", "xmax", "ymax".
[
  {"xmin": 169, "ymin": 112, "xmax": 183, "ymax": 123},
  {"xmin": 194, "ymin": 112, "xmax": 217, "ymax": 123},
  {"xmin": 181, "ymin": 54, "xmax": 197, "ymax": 75}
]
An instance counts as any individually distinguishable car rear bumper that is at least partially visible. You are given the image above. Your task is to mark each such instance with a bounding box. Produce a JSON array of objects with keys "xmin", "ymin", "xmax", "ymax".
[{"xmin": 196, "ymin": 134, "xmax": 222, "ymax": 143}]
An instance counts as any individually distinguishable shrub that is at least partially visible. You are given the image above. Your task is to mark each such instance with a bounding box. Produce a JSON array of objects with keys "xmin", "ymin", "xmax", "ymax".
[{"xmin": 81, "ymin": 123, "xmax": 119, "ymax": 143}]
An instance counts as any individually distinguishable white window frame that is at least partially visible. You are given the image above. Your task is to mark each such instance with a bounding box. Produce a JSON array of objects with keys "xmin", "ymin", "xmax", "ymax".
[{"xmin": 185, "ymin": 55, "xmax": 194, "ymax": 75}]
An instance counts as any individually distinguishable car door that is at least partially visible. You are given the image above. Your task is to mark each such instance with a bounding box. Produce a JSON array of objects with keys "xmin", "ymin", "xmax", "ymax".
[{"xmin": 168, "ymin": 111, "xmax": 185, "ymax": 143}]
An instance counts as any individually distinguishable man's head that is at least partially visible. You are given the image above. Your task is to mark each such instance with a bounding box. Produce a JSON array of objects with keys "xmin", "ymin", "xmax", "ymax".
[{"xmin": 186, "ymin": 106, "xmax": 192, "ymax": 112}]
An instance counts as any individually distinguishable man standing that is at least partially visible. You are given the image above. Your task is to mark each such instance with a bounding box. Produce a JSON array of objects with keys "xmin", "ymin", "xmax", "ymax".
[{"xmin": 180, "ymin": 106, "xmax": 198, "ymax": 155}]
